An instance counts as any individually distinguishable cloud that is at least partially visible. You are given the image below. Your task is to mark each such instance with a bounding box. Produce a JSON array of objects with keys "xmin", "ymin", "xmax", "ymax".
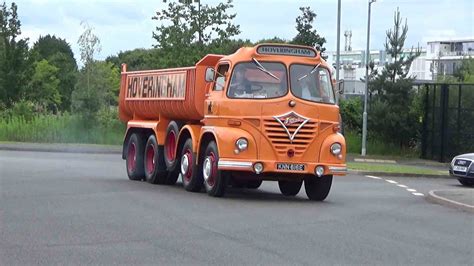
[{"xmin": 13, "ymin": 0, "xmax": 474, "ymax": 65}]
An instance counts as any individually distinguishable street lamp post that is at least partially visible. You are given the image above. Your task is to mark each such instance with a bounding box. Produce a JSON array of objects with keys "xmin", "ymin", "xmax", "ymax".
[
  {"xmin": 361, "ymin": 0, "xmax": 376, "ymax": 156},
  {"xmin": 336, "ymin": 0, "xmax": 341, "ymax": 83}
]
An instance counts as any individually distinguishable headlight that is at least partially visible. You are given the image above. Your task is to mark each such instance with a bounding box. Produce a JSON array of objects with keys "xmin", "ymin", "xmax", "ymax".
[
  {"xmin": 236, "ymin": 138, "xmax": 248, "ymax": 151},
  {"xmin": 330, "ymin": 143, "xmax": 342, "ymax": 155}
]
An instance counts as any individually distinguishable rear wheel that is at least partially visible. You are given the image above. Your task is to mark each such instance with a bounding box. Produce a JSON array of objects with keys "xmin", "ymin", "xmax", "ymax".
[
  {"xmin": 202, "ymin": 141, "xmax": 228, "ymax": 197},
  {"xmin": 164, "ymin": 121, "xmax": 181, "ymax": 170},
  {"xmin": 458, "ymin": 178, "xmax": 474, "ymax": 187},
  {"xmin": 144, "ymin": 135, "xmax": 169, "ymax": 184},
  {"xmin": 278, "ymin": 180, "xmax": 302, "ymax": 196},
  {"xmin": 180, "ymin": 138, "xmax": 202, "ymax": 192},
  {"xmin": 126, "ymin": 133, "xmax": 145, "ymax": 181},
  {"xmin": 304, "ymin": 175, "xmax": 333, "ymax": 201}
]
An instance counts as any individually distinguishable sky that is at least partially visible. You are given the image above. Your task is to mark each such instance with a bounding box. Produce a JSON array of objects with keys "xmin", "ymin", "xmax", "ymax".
[{"xmin": 13, "ymin": 0, "xmax": 474, "ymax": 64}]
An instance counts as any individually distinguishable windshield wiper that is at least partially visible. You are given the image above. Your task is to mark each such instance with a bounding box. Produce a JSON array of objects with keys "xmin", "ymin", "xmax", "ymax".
[
  {"xmin": 297, "ymin": 63, "xmax": 321, "ymax": 81},
  {"xmin": 252, "ymin": 58, "xmax": 280, "ymax": 81}
]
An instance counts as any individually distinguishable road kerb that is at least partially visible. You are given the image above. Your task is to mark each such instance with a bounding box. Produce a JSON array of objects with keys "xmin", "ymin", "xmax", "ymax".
[
  {"xmin": 426, "ymin": 189, "xmax": 474, "ymax": 214},
  {"xmin": 349, "ymin": 170, "xmax": 449, "ymax": 178},
  {"xmin": 0, "ymin": 142, "xmax": 121, "ymax": 155}
]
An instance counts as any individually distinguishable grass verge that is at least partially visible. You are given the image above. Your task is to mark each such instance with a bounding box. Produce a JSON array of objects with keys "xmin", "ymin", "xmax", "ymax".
[
  {"xmin": 0, "ymin": 114, "xmax": 124, "ymax": 145},
  {"xmin": 347, "ymin": 162, "xmax": 447, "ymax": 176}
]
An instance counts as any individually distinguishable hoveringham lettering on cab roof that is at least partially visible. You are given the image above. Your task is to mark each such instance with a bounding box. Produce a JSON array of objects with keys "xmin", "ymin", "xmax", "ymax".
[
  {"xmin": 257, "ymin": 46, "xmax": 316, "ymax": 57},
  {"xmin": 126, "ymin": 72, "xmax": 187, "ymax": 99}
]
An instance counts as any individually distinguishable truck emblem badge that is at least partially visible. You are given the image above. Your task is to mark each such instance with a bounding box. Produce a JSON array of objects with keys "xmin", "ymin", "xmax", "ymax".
[{"xmin": 273, "ymin": 111, "xmax": 310, "ymax": 142}]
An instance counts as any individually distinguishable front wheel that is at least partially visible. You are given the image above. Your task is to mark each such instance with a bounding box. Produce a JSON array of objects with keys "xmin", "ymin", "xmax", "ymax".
[
  {"xmin": 202, "ymin": 141, "xmax": 228, "ymax": 197},
  {"xmin": 304, "ymin": 175, "xmax": 333, "ymax": 201},
  {"xmin": 246, "ymin": 180, "xmax": 263, "ymax": 189},
  {"xmin": 180, "ymin": 138, "xmax": 202, "ymax": 192},
  {"xmin": 278, "ymin": 180, "xmax": 302, "ymax": 196},
  {"xmin": 458, "ymin": 178, "xmax": 474, "ymax": 187}
]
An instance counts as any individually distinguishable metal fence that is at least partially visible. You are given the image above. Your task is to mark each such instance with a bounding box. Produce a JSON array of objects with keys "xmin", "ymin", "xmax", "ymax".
[{"xmin": 417, "ymin": 83, "xmax": 474, "ymax": 162}]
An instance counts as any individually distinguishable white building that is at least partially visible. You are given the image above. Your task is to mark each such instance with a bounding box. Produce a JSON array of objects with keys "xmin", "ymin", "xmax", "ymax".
[
  {"xmin": 327, "ymin": 37, "xmax": 474, "ymax": 96},
  {"xmin": 328, "ymin": 48, "xmax": 428, "ymax": 81},
  {"xmin": 426, "ymin": 38, "xmax": 474, "ymax": 79},
  {"xmin": 327, "ymin": 48, "xmax": 428, "ymax": 95}
]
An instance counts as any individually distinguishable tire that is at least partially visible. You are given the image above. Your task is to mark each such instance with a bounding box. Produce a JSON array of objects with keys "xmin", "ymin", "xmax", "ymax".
[
  {"xmin": 164, "ymin": 121, "xmax": 181, "ymax": 171},
  {"xmin": 202, "ymin": 141, "xmax": 228, "ymax": 197},
  {"xmin": 304, "ymin": 175, "xmax": 333, "ymax": 201},
  {"xmin": 126, "ymin": 133, "xmax": 145, "ymax": 181},
  {"xmin": 246, "ymin": 180, "xmax": 263, "ymax": 189},
  {"xmin": 458, "ymin": 178, "xmax": 474, "ymax": 187},
  {"xmin": 231, "ymin": 179, "xmax": 261, "ymax": 189},
  {"xmin": 180, "ymin": 138, "xmax": 203, "ymax": 192},
  {"xmin": 278, "ymin": 180, "xmax": 302, "ymax": 196},
  {"xmin": 144, "ymin": 135, "xmax": 169, "ymax": 184},
  {"xmin": 230, "ymin": 179, "xmax": 246, "ymax": 188}
]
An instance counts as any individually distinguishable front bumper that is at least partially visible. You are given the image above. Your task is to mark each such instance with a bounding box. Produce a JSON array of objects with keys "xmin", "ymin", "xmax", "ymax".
[
  {"xmin": 449, "ymin": 169, "xmax": 474, "ymax": 178},
  {"xmin": 218, "ymin": 159, "xmax": 347, "ymax": 176}
]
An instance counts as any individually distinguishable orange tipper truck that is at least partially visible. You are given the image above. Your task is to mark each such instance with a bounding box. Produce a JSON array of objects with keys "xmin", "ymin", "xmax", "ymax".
[{"xmin": 118, "ymin": 44, "xmax": 346, "ymax": 201}]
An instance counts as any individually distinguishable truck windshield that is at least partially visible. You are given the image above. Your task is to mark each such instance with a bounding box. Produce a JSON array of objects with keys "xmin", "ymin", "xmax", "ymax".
[
  {"xmin": 227, "ymin": 62, "xmax": 288, "ymax": 99},
  {"xmin": 290, "ymin": 64, "xmax": 335, "ymax": 104}
]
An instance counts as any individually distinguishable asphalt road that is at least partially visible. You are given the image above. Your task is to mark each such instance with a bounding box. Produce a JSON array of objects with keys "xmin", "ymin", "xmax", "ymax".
[{"xmin": 1, "ymin": 150, "xmax": 473, "ymax": 265}]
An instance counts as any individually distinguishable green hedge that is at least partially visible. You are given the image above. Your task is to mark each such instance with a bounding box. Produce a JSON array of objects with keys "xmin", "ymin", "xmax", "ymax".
[{"xmin": 0, "ymin": 113, "xmax": 124, "ymax": 145}]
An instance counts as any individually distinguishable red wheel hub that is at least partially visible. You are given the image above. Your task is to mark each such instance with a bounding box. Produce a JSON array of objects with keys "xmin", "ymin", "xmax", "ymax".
[
  {"xmin": 127, "ymin": 142, "xmax": 136, "ymax": 172},
  {"xmin": 205, "ymin": 152, "xmax": 217, "ymax": 187},
  {"xmin": 146, "ymin": 144, "xmax": 155, "ymax": 174},
  {"xmin": 181, "ymin": 149, "xmax": 193, "ymax": 182}
]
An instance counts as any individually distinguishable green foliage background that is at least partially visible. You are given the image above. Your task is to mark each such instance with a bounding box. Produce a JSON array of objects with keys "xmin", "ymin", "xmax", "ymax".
[{"xmin": 1, "ymin": 1, "xmax": 473, "ymax": 155}]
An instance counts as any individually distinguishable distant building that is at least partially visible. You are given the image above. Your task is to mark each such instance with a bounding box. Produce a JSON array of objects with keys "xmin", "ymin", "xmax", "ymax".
[
  {"xmin": 426, "ymin": 38, "xmax": 474, "ymax": 79},
  {"xmin": 328, "ymin": 48, "xmax": 428, "ymax": 95}
]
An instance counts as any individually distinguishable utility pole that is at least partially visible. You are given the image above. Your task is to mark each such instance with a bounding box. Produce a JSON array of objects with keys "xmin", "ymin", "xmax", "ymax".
[
  {"xmin": 362, "ymin": 0, "xmax": 376, "ymax": 156},
  {"xmin": 336, "ymin": 0, "xmax": 341, "ymax": 82},
  {"xmin": 197, "ymin": 0, "xmax": 202, "ymax": 44}
]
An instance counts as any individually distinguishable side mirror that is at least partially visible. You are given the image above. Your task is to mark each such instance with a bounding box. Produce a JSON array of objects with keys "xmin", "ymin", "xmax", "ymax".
[
  {"xmin": 337, "ymin": 79, "xmax": 344, "ymax": 95},
  {"xmin": 205, "ymin": 68, "xmax": 215, "ymax": 82}
]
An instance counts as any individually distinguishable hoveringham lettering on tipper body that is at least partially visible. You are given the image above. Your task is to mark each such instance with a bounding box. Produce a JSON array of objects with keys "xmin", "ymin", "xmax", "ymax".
[
  {"xmin": 257, "ymin": 45, "xmax": 316, "ymax": 57},
  {"xmin": 126, "ymin": 72, "xmax": 186, "ymax": 99}
]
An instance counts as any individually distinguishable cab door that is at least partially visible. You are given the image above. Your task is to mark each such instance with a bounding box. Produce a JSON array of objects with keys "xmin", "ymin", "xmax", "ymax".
[{"xmin": 205, "ymin": 63, "xmax": 229, "ymax": 118}]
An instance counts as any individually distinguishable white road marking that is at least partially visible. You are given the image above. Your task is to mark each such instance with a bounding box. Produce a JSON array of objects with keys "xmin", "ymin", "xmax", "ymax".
[
  {"xmin": 365, "ymin": 175, "xmax": 424, "ymax": 198},
  {"xmin": 366, "ymin": 175, "xmax": 382, "ymax": 180}
]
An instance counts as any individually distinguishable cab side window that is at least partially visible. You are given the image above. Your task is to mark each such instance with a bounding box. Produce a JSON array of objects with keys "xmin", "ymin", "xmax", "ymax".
[{"xmin": 214, "ymin": 64, "xmax": 229, "ymax": 91}]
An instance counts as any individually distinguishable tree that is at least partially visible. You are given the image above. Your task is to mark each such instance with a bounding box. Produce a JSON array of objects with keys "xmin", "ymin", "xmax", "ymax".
[
  {"xmin": 256, "ymin": 37, "xmax": 288, "ymax": 44},
  {"xmin": 454, "ymin": 57, "xmax": 474, "ymax": 82},
  {"xmin": 152, "ymin": 0, "xmax": 240, "ymax": 67},
  {"xmin": 30, "ymin": 35, "xmax": 78, "ymax": 110},
  {"xmin": 106, "ymin": 48, "xmax": 160, "ymax": 71},
  {"xmin": 77, "ymin": 21, "xmax": 101, "ymax": 93},
  {"xmin": 0, "ymin": 2, "xmax": 29, "ymax": 106},
  {"xmin": 72, "ymin": 61, "xmax": 119, "ymax": 123},
  {"xmin": 368, "ymin": 9, "xmax": 421, "ymax": 148},
  {"xmin": 27, "ymin": 59, "xmax": 61, "ymax": 111},
  {"xmin": 291, "ymin": 7, "xmax": 326, "ymax": 51}
]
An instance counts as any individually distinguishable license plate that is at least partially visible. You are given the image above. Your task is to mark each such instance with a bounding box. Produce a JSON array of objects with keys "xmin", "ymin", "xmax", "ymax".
[
  {"xmin": 453, "ymin": 166, "xmax": 467, "ymax": 172},
  {"xmin": 276, "ymin": 163, "xmax": 305, "ymax": 171}
]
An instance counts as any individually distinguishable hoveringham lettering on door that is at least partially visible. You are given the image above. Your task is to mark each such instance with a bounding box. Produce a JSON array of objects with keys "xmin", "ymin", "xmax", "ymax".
[{"xmin": 126, "ymin": 72, "xmax": 186, "ymax": 99}]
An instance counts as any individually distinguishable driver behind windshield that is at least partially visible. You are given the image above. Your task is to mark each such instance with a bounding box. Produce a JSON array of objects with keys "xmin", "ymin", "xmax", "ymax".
[{"xmin": 228, "ymin": 69, "xmax": 252, "ymax": 98}]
